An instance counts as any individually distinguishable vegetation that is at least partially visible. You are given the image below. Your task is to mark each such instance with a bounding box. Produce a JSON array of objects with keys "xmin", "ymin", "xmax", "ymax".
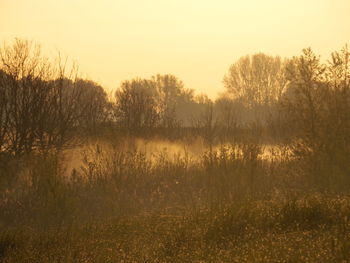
[{"xmin": 0, "ymin": 39, "xmax": 350, "ymax": 262}]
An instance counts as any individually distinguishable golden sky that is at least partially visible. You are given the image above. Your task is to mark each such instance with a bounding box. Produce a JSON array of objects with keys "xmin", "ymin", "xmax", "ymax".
[{"xmin": 1, "ymin": 0, "xmax": 349, "ymax": 98}]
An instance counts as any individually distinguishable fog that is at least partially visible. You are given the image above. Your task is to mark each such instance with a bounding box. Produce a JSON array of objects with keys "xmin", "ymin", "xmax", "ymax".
[{"xmin": 1, "ymin": 39, "xmax": 350, "ymax": 261}]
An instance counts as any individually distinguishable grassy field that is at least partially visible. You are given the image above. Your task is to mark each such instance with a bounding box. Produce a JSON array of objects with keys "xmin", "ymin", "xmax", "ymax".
[
  {"xmin": 1, "ymin": 138, "xmax": 350, "ymax": 262},
  {"xmin": 2, "ymin": 196, "xmax": 350, "ymax": 262}
]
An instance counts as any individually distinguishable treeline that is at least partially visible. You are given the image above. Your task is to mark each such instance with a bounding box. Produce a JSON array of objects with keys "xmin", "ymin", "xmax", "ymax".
[{"xmin": 1, "ymin": 39, "xmax": 350, "ymax": 162}]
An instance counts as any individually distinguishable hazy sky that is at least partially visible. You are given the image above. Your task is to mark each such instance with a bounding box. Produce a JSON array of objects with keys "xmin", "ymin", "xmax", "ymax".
[{"xmin": 1, "ymin": 0, "xmax": 349, "ymax": 98}]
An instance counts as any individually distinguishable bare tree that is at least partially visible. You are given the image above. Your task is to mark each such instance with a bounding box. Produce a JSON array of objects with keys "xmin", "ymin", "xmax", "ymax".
[
  {"xmin": 114, "ymin": 74, "xmax": 194, "ymax": 134},
  {"xmin": 115, "ymin": 78, "xmax": 159, "ymax": 133},
  {"xmin": 223, "ymin": 53, "xmax": 287, "ymax": 106},
  {"xmin": 0, "ymin": 39, "xmax": 89, "ymax": 155},
  {"xmin": 74, "ymin": 79, "xmax": 110, "ymax": 134},
  {"xmin": 0, "ymin": 39, "xmax": 53, "ymax": 154},
  {"xmin": 152, "ymin": 74, "xmax": 184, "ymax": 129}
]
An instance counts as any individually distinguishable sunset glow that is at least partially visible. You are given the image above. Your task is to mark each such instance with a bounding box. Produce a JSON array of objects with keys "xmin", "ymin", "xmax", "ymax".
[{"xmin": 1, "ymin": 0, "xmax": 349, "ymax": 97}]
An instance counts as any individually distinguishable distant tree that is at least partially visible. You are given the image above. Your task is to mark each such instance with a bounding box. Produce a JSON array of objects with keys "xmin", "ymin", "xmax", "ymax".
[
  {"xmin": 168, "ymin": 84, "xmax": 195, "ymax": 127},
  {"xmin": 74, "ymin": 79, "xmax": 110, "ymax": 133},
  {"xmin": 214, "ymin": 97, "xmax": 239, "ymax": 140},
  {"xmin": 114, "ymin": 74, "xmax": 195, "ymax": 133},
  {"xmin": 191, "ymin": 95, "xmax": 218, "ymax": 147},
  {"xmin": 223, "ymin": 53, "xmax": 287, "ymax": 106},
  {"xmin": 152, "ymin": 74, "xmax": 184, "ymax": 129},
  {"xmin": 115, "ymin": 78, "xmax": 159, "ymax": 132}
]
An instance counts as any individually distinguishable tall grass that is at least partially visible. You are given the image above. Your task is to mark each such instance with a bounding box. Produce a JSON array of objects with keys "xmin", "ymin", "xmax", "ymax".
[{"xmin": 1, "ymin": 137, "xmax": 350, "ymax": 261}]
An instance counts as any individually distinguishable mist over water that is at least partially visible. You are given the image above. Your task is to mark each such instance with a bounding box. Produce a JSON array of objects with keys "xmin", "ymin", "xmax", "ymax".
[{"xmin": 62, "ymin": 138, "xmax": 292, "ymax": 178}]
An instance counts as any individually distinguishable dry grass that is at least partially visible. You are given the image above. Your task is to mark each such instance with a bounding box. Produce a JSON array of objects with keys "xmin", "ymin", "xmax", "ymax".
[
  {"xmin": 0, "ymin": 138, "xmax": 350, "ymax": 262},
  {"xmin": 1, "ymin": 195, "xmax": 350, "ymax": 262}
]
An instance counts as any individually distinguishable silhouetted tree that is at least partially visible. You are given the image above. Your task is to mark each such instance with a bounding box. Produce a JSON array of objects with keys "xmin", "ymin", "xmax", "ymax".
[
  {"xmin": 0, "ymin": 39, "xmax": 88, "ymax": 155},
  {"xmin": 115, "ymin": 78, "xmax": 159, "ymax": 133},
  {"xmin": 114, "ymin": 74, "xmax": 195, "ymax": 134},
  {"xmin": 74, "ymin": 79, "xmax": 111, "ymax": 133}
]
